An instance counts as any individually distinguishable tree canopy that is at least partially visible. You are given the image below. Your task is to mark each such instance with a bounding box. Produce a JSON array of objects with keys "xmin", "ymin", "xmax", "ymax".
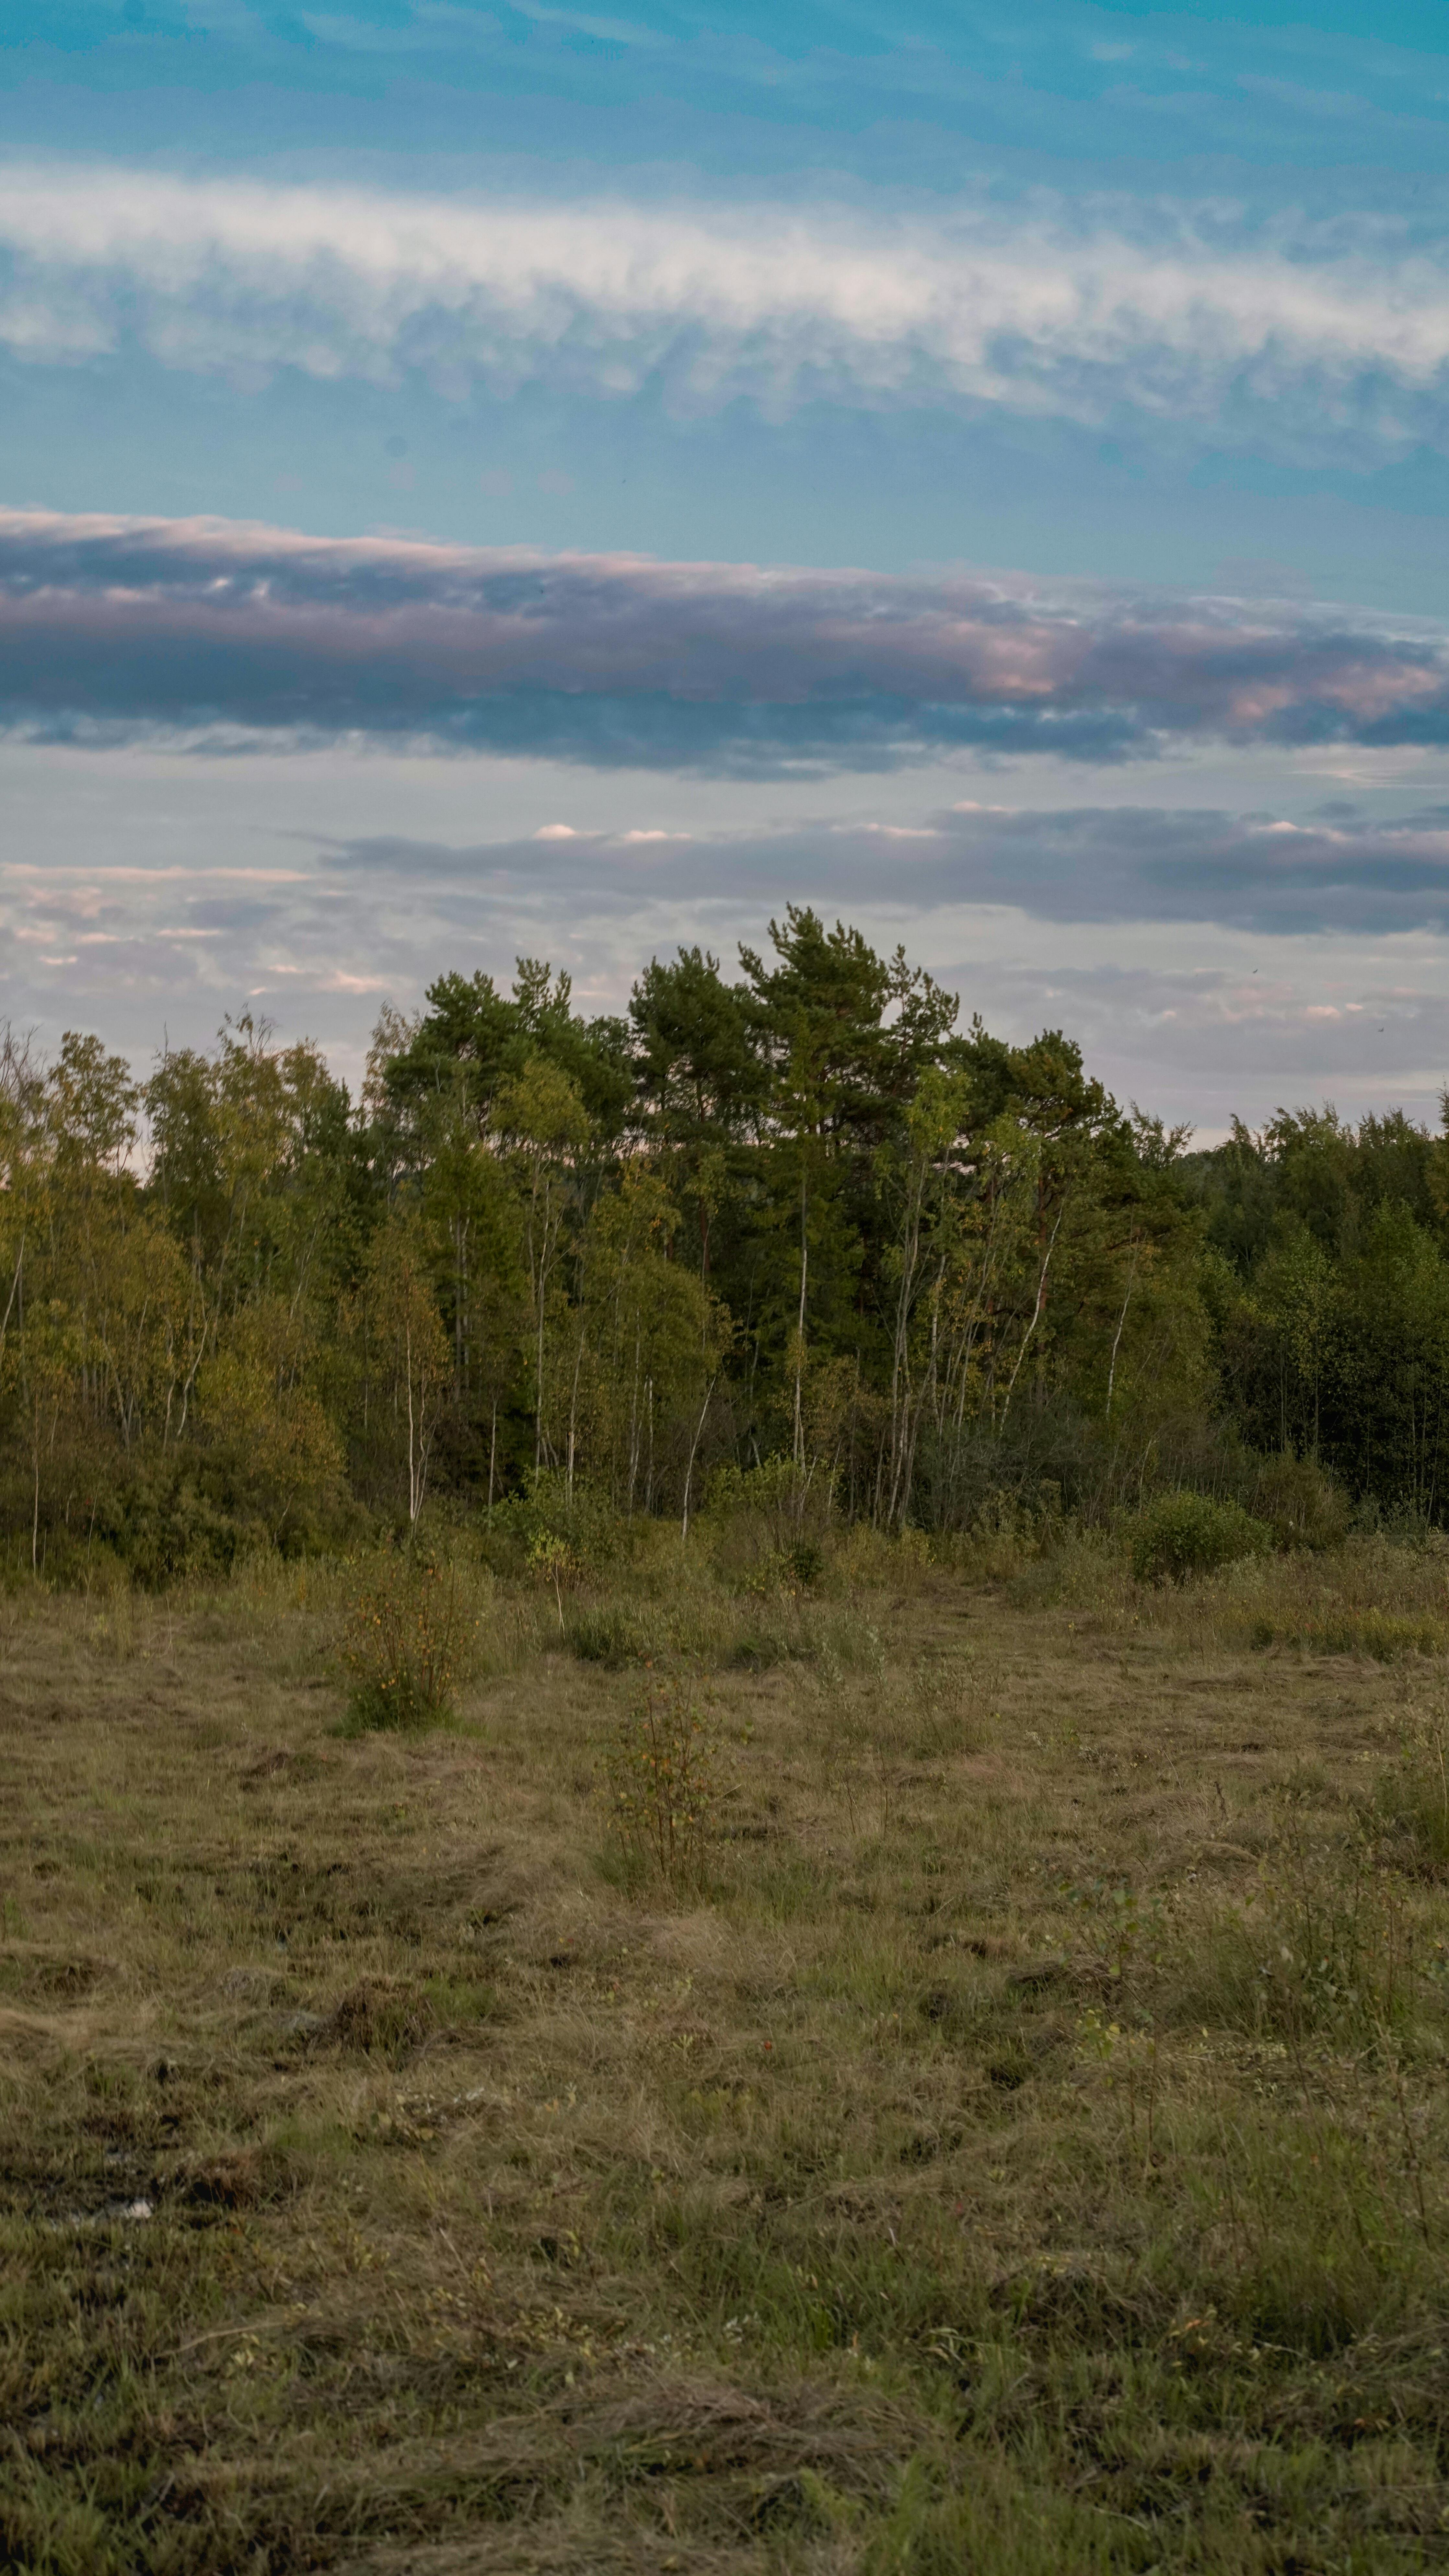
[{"xmin": 2, "ymin": 913, "xmax": 1442, "ymax": 1580}]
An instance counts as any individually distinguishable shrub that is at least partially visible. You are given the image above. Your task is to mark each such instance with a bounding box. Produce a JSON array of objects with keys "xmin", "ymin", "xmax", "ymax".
[
  {"xmin": 1250, "ymin": 1452, "xmax": 1350, "ymax": 1553},
  {"xmin": 603, "ymin": 1669, "xmax": 717, "ymax": 1891},
  {"xmin": 339, "ymin": 1554, "xmax": 475, "ymax": 1729},
  {"xmin": 527, "ymin": 1529, "xmax": 581, "ymax": 1630},
  {"xmin": 1129, "ymin": 1490, "xmax": 1272, "ymax": 1585},
  {"xmin": 704, "ymin": 1455, "xmax": 834, "ymax": 1580}
]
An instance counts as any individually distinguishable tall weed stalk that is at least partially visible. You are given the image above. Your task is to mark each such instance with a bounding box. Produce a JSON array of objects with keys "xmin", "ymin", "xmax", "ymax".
[
  {"xmin": 340, "ymin": 1554, "xmax": 475, "ymax": 1730},
  {"xmin": 604, "ymin": 1667, "xmax": 717, "ymax": 1892}
]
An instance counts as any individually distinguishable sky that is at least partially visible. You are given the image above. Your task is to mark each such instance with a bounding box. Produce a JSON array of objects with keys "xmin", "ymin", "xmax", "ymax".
[{"xmin": 6, "ymin": 5, "xmax": 1449, "ymax": 1132}]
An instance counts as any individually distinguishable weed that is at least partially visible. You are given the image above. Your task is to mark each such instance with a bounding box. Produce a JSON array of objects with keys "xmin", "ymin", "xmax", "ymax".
[
  {"xmin": 528, "ymin": 1528, "xmax": 580, "ymax": 1630},
  {"xmin": 339, "ymin": 1552, "xmax": 475, "ymax": 1728},
  {"xmin": 603, "ymin": 1666, "xmax": 718, "ymax": 1892},
  {"xmin": 1376, "ymin": 1706, "xmax": 1449, "ymax": 1871},
  {"xmin": 567, "ymin": 1601, "xmax": 651, "ymax": 1667},
  {"xmin": 1174, "ymin": 1797, "xmax": 1426, "ymax": 2051},
  {"xmin": 1253, "ymin": 1606, "xmax": 1446, "ymax": 1658}
]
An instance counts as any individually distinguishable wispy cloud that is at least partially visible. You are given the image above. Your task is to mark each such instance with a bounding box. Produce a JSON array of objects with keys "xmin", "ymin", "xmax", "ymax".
[
  {"xmin": 5, "ymin": 508, "xmax": 1449, "ymax": 772},
  {"xmin": 6, "ymin": 164, "xmax": 1449, "ymax": 458}
]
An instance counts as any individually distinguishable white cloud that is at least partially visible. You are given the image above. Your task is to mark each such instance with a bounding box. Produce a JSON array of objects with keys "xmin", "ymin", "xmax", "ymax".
[{"xmin": 4, "ymin": 164, "xmax": 1449, "ymax": 454}]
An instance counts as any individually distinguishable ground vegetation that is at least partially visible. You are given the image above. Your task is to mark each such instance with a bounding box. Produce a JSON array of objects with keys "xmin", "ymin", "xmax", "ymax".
[{"xmin": 6, "ymin": 1521, "xmax": 1449, "ymax": 2568}]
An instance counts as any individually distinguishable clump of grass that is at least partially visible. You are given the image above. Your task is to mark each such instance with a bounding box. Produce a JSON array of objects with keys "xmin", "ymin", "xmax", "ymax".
[
  {"xmin": 603, "ymin": 1666, "xmax": 717, "ymax": 1892},
  {"xmin": 904, "ymin": 1654, "xmax": 988, "ymax": 1758},
  {"xmin": 1173, "ymin": 1790, "xmax": 1427, "ymax": 2047},
  {"xmin": 566, "ymin": 1601, "xmax": 652, "ymax": 1668},
  {"xmin": 338, "ymin": 1552, "xmax": 475, "ymax": 1729},
  {"xmin": 1252, "ymin": 1606, "xmax": 1446, "ymax": 1660},
  {"xmin": 1128, "ymin": 1490, "xmax": 1273, "ymax": 1585},
  {"xmin": 317, "ymin": 1974, "xmax": 436, "ymax": 2060},
  {"xmin": 1376, "ymin": 1709, "xmax": 1449, "ymax": 1872}
]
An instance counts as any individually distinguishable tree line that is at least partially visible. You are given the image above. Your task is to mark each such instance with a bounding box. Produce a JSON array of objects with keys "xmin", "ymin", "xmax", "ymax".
[{"xmin": 2, "ymin": 906, "xmax": 1446, "ymax": 1580}]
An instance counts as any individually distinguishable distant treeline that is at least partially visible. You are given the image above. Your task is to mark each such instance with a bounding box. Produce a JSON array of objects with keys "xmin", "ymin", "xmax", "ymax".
[{"xmin": 2, "ymin": 906, "xmax": 1447, "ymax": 1579}]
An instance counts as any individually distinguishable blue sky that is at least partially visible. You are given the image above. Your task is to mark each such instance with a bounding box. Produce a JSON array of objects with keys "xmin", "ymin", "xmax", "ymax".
[{"xmin": 6, "ymin": 0, "xmax": 1449, "ymax": 1130}]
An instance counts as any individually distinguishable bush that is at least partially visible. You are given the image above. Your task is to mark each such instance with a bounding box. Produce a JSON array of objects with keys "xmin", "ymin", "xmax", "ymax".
[
  {"xmin": 703, "ymin": 1455, "xmax": 834, "ymax": 1578},
  {"xmin": 1249, "ymin": 1452, "xmax": 1349, "ymax": 1553},
  {"xmin": 1129, "ymin": 1490, "xmax": 1272, "ymax": 1585},
  {"xmin": 339, "ymin": 1554, "xmax": 476, "ymax": 1729},
  {"xmin": 602, "ymin": 1669, "xmax": 717, "ymax": 1891}
]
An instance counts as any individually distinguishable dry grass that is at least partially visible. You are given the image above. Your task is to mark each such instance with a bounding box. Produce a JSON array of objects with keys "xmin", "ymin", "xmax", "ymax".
[{"xmin": 5, "ymin": 1535, "xmax": 1449, "ymax": 2570}]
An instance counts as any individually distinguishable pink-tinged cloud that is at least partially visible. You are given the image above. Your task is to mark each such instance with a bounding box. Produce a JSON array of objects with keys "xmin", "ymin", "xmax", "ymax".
[{"xmin": 1, "ymin": 508, "xmax": 1447, "ymax": 771}]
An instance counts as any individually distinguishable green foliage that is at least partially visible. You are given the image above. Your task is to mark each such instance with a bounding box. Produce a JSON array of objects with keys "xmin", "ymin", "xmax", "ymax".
[
  {"xmin": 339, "ymin": 1554, "xmax": 476, "ymax": 1729},
  {"xmin": 511, "ymin": 1469, "xmax": 627, "ymax": 1568},
  {"xmin": 1193, "ymin": 1111, "xmax": 1449, "ymax": 1519},
  {"xmin": 27, "ymin": 917, "xmax": 1449, "ymax": 1577},
  {"xmin": 1129, "ymin": 1490, "xmax": 1273, "ymax": 1585}
]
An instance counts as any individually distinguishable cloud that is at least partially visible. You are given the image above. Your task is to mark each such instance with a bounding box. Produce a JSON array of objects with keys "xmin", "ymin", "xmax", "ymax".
[
  {"xmin": 936, "ymin": 958, "xmax": 1449, "ymax": 1126},
  {"xmin": 14, "ymin": 763, "xmax": 1449, "ymax": 1126},
  {"xmin": 313, "ymin": 799, "xmax": 1449, "ymax": 938},
  {"xmin": 13, "ymin": 814, "xmax": 1449, "ymax": 1136},
  {"xmin": 5, "ymin": 507, "xmax": 1449, "ymax": 773},
  {"xmin": 892, "ymin": 801, "xmax": 1449, "ymax": 937},
  {"xmin": 6, "ymin": 164, "xmax": 1449, "ymax": 458}
]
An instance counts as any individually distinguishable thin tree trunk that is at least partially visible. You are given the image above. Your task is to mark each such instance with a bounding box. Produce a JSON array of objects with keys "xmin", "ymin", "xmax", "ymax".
[
  {"xmin": 406, "ymin": 1321, "xmax": 419, "ymax": 1525},
  {"xmin": 566, "ymin": 1326, "xmax": 585, "ymax": 1504},
  {"xmin": 680, "ymin": 1374, "xmax": 717, "ymax": 1545},
  {"xmin": 793, "ymin": 1167, "xmax": 809, "ymax": 1468},
  {"xmin": 1105, "ymin": 1238, "xmax": 1140, "ymax": 1422},
  {"xmin": 999, "ymin": 1203, "xmax": 1065, "ymax": 1428}
]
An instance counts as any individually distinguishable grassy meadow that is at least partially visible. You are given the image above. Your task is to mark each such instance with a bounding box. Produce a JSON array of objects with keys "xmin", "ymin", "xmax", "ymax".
[{"xmin": 7, "ymin": 1523, "xmax": 1449, "ymax": 2571}]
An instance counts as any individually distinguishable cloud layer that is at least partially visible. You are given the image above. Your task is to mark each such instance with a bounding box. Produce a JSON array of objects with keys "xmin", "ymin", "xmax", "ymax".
[
  {"xmin": 6, "ymin": 507, "xmax": 1449, "ymax": 772},
  {"xmin": 315, "ymin": 799, "xmax": 1449, "ymax": 940},
  {"xmin": 11, "ymin": 784, "xmax": 1449, "ymax": 1128},
  {"xmin": 6, "ymin": 164, "xmax": 1449, "ymax": 460}
]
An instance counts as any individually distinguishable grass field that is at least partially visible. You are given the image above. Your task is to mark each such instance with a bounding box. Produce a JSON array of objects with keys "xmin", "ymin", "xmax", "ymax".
[{"xmin": 6, "ymin": 1528, "xmax": 1449, "ymax": 2572}]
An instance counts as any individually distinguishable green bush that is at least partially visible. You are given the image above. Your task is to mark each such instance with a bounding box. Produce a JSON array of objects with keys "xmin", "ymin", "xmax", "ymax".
[{"xmin": 1129, "ymin": 1490, "xmax": 1273, "ymax": 1584}]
